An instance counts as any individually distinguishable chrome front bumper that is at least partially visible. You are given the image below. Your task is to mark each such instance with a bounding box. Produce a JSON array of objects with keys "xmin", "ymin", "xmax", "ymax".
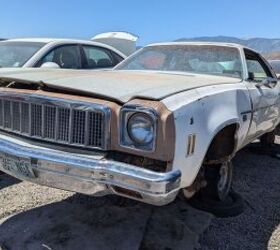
[{"xmin": 0, "ymin": 134, "xmax": 181, "ymax": 206}]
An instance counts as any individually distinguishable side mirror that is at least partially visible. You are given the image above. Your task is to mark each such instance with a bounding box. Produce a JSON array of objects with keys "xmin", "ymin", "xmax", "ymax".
[
  {"xmin": 256, "ymin": 77, "xmax": 278, "ymax": 88},
  {"xmin": 40, "ymin": 62, "xmax": 60, "ymax": 69}
]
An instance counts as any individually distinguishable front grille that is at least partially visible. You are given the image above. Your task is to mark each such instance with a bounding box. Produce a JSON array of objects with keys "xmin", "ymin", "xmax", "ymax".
[
  {"xmin": 0, "ymin": 94, "xmax": 109, "ymax": 150},
  {"xmin": 57, "ymin": 107, "xmax": 70, "ymax": 142},
  {"xmin": 72, "ymin": 110, "xmax": 86, "ymax": 145},
  {"xmin": 3, "ymin": 100, "xmax": 12, "ymax": 129},
  {"xmin": 31, "ymin": 104, "xmax": 43, "ymax": 137},
  {"xmin": 12, "ymin": 102, "xmax": 21, "ymax": 131}
]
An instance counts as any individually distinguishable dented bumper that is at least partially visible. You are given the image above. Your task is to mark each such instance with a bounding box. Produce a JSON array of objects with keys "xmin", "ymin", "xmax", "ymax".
[{"xmin": 0, "ymin": 134, "xmax": 181, "ymax": 206}]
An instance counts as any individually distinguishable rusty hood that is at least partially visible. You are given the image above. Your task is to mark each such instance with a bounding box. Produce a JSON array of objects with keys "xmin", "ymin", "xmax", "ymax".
[{"xmin": 0, "ymin": 68, "xmax": 240, "ymax": 103}]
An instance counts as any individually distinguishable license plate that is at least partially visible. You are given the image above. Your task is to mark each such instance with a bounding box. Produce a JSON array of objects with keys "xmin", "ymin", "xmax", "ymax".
[{"xmin": 0, "ymin": 153, "xmax": 35, "ymax": 178}]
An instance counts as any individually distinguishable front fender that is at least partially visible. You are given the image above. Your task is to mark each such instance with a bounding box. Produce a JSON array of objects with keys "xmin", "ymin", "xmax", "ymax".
[{"xmin": 162, "ymin": 84, "xmax": 251, "ymax": 187}]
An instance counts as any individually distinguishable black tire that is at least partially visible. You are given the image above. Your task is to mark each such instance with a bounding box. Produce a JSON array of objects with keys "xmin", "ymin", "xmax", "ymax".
[
  {"xmin": 275, "ymin": 125, "xmax": 280, "ymax": 136},
  {"xmin": 260, "ymin": 130, "xmax": 276, "ymax": 146},
  {"xmin": 189, "ymin": 189, "xmax": 244, "ymax": 218},
  {"xmin": 200, "ymin": 161, "xmax": 233, "ymax": 201}
]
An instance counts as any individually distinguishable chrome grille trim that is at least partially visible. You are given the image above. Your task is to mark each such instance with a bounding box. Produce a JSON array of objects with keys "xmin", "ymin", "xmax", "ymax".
[
  {"xmin": 0, "ymin": 100, "xmax": 3, "ymax": 127},
  {"xmin": 57, "ymin": 107, "xmax": 71, "ymax": 142},
  {"xmin": 44, "ymin": 105, "xmax": 56, "ymax": 139},
  {"xmin": 12, "ymin": 101, "xmax": 21, "ymax": 131},
  {"xmin": 31, "ymin": 103, "xmax": 43, "ymax": 137},
  {"xmin": 88, "ymin": 111, "xmax": 103, "ymax": 147},
  {"xmin": 72, "ymin": 110, "xmax": 86, "ymax": 145},
  {"xmin": 0, "ymin": 93, "xmax": 110, "ymax": 150},
  {"xmin": 3, "ymin": 100, "xmax": 12, "ymax": 129},
  {"xmin": 21, "ymin": 102, "xmax": 30, "ymax": 134}
]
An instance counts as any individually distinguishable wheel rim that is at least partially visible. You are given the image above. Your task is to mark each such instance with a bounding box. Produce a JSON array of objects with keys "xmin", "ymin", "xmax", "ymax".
[{"xmin": 217, "ymin": 162, "xmax": 232, "ymax": 200}]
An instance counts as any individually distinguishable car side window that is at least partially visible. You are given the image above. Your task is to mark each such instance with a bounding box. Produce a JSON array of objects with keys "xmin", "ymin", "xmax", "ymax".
[
  {"xmin": 111, "ymin": 51, "xmax": 125, "ymax": 64},
  {"xmin": 245, "ymin": 49, "xmax": 273, "ymax": 82},
  {"xmin": 82, "ymin": 46, "xmax": 115, "ymax": 69},
  {"xmin": 38, "ymin": 45, "xmax": 81, "ymax": 69}
]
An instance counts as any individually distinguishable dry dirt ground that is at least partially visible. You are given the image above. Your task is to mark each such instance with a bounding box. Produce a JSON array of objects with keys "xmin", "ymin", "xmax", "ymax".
[
  {"xmin": 0, "ymin": 176, "xmax": 212, "ymax": 249},
  {"xmin": 0, "ymin": 139, "xmax": 280, "ymax": 250}
]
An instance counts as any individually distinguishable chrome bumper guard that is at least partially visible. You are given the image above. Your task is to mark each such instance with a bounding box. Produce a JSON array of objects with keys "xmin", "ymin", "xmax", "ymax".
[{"xmin": 0, "ymin": 134, "xmax": 181, "ymax": 206}]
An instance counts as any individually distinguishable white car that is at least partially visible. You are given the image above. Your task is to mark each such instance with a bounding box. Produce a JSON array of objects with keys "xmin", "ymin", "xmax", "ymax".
[
  {"xmin": 0, "ymin": 37, "xmax": 128, "ymax": 69},
  {"xmin": 0, "ymin": 42, "xmax": 279, "ymax": 206}
]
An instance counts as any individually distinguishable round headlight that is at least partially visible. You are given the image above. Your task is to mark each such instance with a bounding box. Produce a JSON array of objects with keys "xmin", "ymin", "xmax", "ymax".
[{"xmin": 127, "ymin": 113, "xmax": 154, "ymax": 145}]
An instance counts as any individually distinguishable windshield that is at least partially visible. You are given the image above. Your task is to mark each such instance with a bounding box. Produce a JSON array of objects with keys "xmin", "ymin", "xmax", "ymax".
[
  {"xmin": 0, "ymin": 41, "xmax": 45, "ymax": 67},
  {"xmin": 116, "ymin": 45, "xmax": 243, "ymax": 78}
]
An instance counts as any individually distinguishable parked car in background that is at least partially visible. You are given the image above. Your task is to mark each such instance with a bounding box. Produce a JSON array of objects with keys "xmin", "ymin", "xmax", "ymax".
[
  {"xmin": 91, "ymin": 32, "xmax": 139, "ymax": 58},
  {"xmin": 0, "ymin": 42, "xmax": 279, "ymax": 206},
  {"xmin": 0, "ymin": 36, "xmax": 129, "ymax": 69},
  {"xmin": 269, "ymin": 60, "xmax": 280, "ymax": 78}
]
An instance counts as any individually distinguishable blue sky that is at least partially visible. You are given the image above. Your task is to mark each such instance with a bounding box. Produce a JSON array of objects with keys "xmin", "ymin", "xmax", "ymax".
[{"xmin": 1, "ymin": 0, "xmax": 279, "ymax": 45}]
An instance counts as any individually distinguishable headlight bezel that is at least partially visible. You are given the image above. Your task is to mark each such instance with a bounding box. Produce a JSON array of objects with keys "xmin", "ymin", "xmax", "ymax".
[{"xmin": 120, "ymin": 106, "xmax": 158, "ymax": 152}]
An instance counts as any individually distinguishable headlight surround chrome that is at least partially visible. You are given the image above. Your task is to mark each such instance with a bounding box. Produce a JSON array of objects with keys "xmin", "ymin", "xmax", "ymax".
[{"xmin": 120, "ymin": 106, "xmax": 157, "ymax": 151}]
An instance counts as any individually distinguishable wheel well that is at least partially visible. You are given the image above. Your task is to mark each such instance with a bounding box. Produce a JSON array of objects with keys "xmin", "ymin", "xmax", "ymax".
[{"xmin": 204, "ymin": 124, "xmax": 238, "ymax": 164}]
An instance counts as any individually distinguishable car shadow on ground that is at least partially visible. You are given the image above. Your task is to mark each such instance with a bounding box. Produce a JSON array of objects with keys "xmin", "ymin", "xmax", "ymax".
[
  {"xmin": 1, "ymin": 142, "xmax": 279, "ymax": 250},
  {"xmin": 200, "ymin": 142, "xmax": 280, "ymax": 250},
  {"xmin": 246, "ymin": 142, "xmax": 280, "ymax": 159},
  {"xmin": 0, "ymin": 174, "xmax": 20, "ymax": 190},
  {"xmin": 0, "ymin": 194, "xmax": 212, "ymax": 250}
]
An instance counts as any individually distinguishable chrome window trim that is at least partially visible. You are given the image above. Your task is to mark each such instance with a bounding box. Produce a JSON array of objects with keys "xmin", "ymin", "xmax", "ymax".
[
  {"xmin": 120, "ymin": 105, "xmax": 158, "ymax": 152},
  {"xmin": 0, "ymin": 92, "xmax": 111, "ymax": 150}
]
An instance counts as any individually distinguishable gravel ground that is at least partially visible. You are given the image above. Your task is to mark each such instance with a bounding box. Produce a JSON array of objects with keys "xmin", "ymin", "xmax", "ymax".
[
  {"xmin": 0, "ymin": 138, "xmax": 280, "ymax": 250},
  {"xmin": 200, "ymin": 137, "xmax": 280, "ymax": 250},
  {"xmin": 0, "ymin": 175, "xmax": 211, "ymax": 249}
]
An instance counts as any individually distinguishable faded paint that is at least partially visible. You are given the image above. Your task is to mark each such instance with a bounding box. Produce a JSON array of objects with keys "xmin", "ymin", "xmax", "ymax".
[
  {"xmin": 0, "ymin": 43, "xmax": 279, "ymax": 205},
  {"xmin": 0, "ymin": 69, "xmax": 240, "ymax": 103}
]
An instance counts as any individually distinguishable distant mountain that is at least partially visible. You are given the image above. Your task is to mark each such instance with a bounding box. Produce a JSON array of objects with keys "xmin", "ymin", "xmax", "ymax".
[
  {"xmin": 176, "ymin": 36, "xmax": 280, "ymax": 55},
  {"xmin": 265, "ymin": 51, "xmax": 280, "ymax": 60}
]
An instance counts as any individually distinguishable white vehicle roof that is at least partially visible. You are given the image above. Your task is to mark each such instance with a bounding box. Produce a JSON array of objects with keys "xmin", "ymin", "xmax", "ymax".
[
  {"xmin": 92, "ymin": 32, "xmax": 138, "ymax": 42},
  {"xmin": 4, "ymin": 38, "xmax": 127, "ymax": 58},
  {"xmin": 5, "ymin": 38, "xmax": 62, "ymax": 43},
  {"xmin": 147, "ymin": 41, "xmax": 257, "ymax": 52},
  {"xmin": 91, "ymin": 32, "xmax": 138, "ymax": 56}
]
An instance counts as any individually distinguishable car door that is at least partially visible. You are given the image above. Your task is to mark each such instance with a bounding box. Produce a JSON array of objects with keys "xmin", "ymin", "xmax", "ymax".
[
  {"xmin": 244, "ymin": 48, "xmax": 280, "ymax": 142},
  {"xmin": 36, "ymin": 44, "xmax": 82, "ymax": 69},
  {"xmin": 80, "ymin": 45, "xmax": 122, "ymax": 69}
]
